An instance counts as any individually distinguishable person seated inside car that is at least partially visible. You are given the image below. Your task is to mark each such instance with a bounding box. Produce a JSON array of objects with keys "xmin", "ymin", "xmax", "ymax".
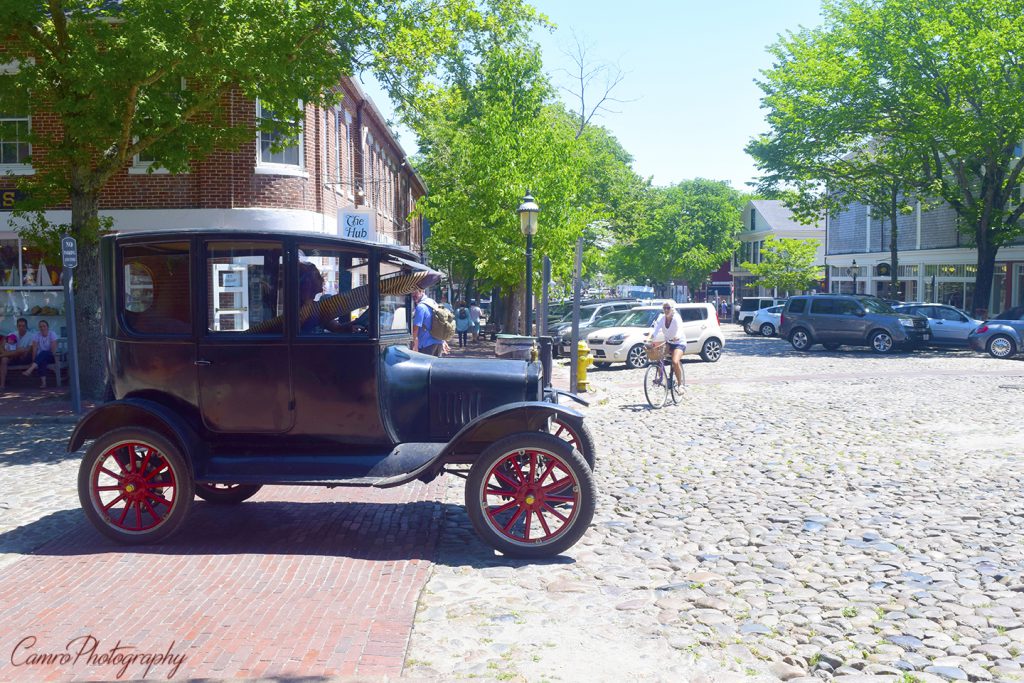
[{"xmin": 297, "ymin": 261, "xmax": 367, "ymax": 335}]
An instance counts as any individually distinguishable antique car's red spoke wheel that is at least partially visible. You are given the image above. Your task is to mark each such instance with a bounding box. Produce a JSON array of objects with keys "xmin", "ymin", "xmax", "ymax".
[
  {"xmin": 467, "ymin": 432, "xmax": 596, "ymax": 558},
  {"xmin": 194, "ymin": 482, "xmax": 263, "ymax": 505},
  {"xmin": 91, "ymin": 442, "xmax": 178, "ymax": 532},
  {"xmin": 549, "ymin": 418, "xmax": 596, "ymax": 470},
  {"xmin": 78, "ymin": 428, "xmax": 194, "ymax": 544},
  {"xmin": 482, "ymin": 449, "xmax": 580, "ymax": 544}
]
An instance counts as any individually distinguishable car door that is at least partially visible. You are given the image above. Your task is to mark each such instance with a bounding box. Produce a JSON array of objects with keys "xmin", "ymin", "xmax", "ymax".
[
  {"xmin": 934, "ymin": 306, "xmax": 974, "ymax": 343},
  {"xmin": 677, "ymin": 306, "xmax": 707, "ymax": 353},
  {"xmin": 834, "ymin": 298, "xmax": 870, "ymax": 340},
  {"xmin": 197, "ymin": 238, "xmax": 294, "ymax": 434},
  {"xmin": 808, "ymin": 298, "xmax": 837, "ymax": 341},
  {"xmin": 287, "ymin": 242, "xmax": 391, "ymax": 444}
]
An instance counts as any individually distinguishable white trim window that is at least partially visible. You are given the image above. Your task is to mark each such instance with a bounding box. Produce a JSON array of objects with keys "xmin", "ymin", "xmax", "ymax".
[
  {"xmin": 0, "ymin": 113, "xmax": 32, "ymax": 175},
  {"xmin": 256, "ymin": 99, "xmax": 305, "ymax": 175},
  {"xmin": 129, "ymin": 143, "xmax": 171, "ymax": 175}
]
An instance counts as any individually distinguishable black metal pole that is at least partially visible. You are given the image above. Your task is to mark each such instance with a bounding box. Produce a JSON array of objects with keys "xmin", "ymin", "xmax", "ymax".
[
  {"xmin": 63, "ymin": 270, "xmax": 82, "ymax": 414},
  {"xmin": 525, "ymin": 232, "xmax": 533, "ymax": 335}
]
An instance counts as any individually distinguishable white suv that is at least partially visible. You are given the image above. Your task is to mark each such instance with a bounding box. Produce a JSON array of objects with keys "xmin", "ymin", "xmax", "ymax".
[{"xmin": 586, "ymin": 303, "xmax": 725, "ymax": 368}]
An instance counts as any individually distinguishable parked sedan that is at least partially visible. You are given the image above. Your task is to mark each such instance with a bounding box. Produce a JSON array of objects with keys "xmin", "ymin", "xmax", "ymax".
[
  {"xmin": 894, "ymin": 303, "xmax": 982, "ymax": 347},
  {"xmin": 751, "ymin": 305, "xmax": 784, "ymax": 337},
  {"xmin": 968, "ymin": 306, "xmax": 1024, "ymax": 359}
]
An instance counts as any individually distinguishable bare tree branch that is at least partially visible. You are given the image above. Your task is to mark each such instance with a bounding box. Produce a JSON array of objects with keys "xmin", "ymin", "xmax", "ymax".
[{"xmin": 554, "ymin": 31, "xmax": 634, "ymax": 139}]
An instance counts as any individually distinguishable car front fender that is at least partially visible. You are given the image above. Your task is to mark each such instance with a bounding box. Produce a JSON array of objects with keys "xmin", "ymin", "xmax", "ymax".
[
  {"xmin": 67, "ymin": 398, "xmax": 206, "ymax": 474},
  {"xmin": 374, "ymin": 401, "xmax": 587, "ymax": 487}
]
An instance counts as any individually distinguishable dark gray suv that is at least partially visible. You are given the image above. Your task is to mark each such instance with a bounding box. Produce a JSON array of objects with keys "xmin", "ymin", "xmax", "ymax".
[{"xmin": 780, "ymin": 295, "xmax": 930, "ymax": 354}]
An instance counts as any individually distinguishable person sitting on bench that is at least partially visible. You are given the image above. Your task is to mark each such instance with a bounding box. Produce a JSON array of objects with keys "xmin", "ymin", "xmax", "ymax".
[
  {"xmin": 22, "ymin": 319, "xmax": 59, "ymax": 388},
  {"xmin": 0, "ymin": 317, "xmax": 32, "ymax": 391}
]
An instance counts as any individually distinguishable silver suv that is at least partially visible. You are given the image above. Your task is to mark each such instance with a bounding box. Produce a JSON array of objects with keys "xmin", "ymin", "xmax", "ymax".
[{"xmin": 780, "ymin": 295, "xmax": 929, "ymax": 354}]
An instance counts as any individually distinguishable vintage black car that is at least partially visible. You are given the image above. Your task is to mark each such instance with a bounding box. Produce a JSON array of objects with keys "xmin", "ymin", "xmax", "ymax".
[{"xmin": 69, "ymin": 230, "xmax": 596, "ymax": 558}]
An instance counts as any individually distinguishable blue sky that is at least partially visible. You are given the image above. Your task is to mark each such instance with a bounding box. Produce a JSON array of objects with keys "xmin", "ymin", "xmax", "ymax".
[{"xmin": 364, "ymin": 0, "xmax": 825, "ymax": 191}]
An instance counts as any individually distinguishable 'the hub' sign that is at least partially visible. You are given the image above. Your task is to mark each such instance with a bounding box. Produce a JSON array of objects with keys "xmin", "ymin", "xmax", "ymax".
[{"xmin": 338, "ymin": 210, "xmax": 376, "ymax": 242}]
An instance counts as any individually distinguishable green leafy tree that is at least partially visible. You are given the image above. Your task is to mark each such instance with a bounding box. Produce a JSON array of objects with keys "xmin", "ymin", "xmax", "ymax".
[
  {"xmin": 740, "ymin": 235, "xmax": 823, "ymax": 295},
  {"xmin": 411, "ymin": 41, "xmax": 645, "ymax": 331},
  {"xmin": 0, "ymin": 0, "xmax": 541, "ymax": 396},
  {"xmin": 749, "ymin": 0, "xmax": 1024, "ymax": 313},
  {"xmin": 609, "ymin": 179, "xmax": 746, "ymax": 294}
]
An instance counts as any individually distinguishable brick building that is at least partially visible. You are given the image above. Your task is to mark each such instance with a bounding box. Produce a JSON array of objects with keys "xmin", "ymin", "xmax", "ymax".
[
  {"xmin": 824, "ymin": 200, "xmax": 1024, "ymax": 315},
  {"xmin": 1, "ymin": 75, "xmax": 426, "ymax": 334}
]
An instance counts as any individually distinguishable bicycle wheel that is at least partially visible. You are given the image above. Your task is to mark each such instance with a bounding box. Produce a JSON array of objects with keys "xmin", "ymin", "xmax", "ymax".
[{"xmin": 644, "ymin": 362, "xmax": 670, "ymax": 408}]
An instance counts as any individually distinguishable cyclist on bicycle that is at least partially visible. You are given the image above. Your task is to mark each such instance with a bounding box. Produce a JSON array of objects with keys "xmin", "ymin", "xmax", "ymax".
[{"xmin": 650, "ymin": 302, "xmax": 686, "ymax": 386}]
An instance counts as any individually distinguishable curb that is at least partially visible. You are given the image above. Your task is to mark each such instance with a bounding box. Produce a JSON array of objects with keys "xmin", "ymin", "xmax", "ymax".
[{"xmin": 0, "ymin": 414, "xmax": 80, "ymax": 425}]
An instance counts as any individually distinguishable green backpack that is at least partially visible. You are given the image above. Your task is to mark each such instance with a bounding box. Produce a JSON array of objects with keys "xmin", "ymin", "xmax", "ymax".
[{"xmin": 425, "ymin": 300, "xmax": 456, "ymax": 341}]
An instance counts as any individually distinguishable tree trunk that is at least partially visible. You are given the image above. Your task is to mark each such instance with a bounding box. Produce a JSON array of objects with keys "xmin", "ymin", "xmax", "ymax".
[
  {"xmin": 972, "ymin": 238, "xmax": 998, "ymax": 318},
  {"xmin": 888, "ymin": 188, "xmax": 900, "ymax": 300},
  {"xmin": 69, "ymin": 184, "xmax": 108, "ymax": 400}
]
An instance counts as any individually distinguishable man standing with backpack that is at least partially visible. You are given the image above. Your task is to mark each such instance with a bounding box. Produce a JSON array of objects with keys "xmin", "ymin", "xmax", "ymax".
[{"xmin": 412, "ymin": 287, "xmax": 452, "ymax": 356}]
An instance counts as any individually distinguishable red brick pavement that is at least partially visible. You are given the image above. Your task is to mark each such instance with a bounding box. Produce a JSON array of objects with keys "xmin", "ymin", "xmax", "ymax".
[{"xmin": 0, "ymin": 480, "xmax": 446, "ymax": 681}]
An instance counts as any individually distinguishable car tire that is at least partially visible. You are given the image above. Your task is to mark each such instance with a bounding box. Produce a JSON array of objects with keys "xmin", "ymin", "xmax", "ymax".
[
  {"xmin": 789, "ymin": 328, "xmax": 813, "ymax": 351},
  {"xmin": 869, "ymin": 330, "xmax": 895, "ymax": 354},
  {"xmin": 550, "ymin": 417, "xmax": 597, "ymax": 470},
  {"xmin": 760, "ymin": 323, "xmax": 776, "ymax": 337},
  {"xmin": 78, "ymin": 427, "xmax": 194, "ymax": 544},
  {"xmin": 987, "ymin": 334, "xmax": 1017, "ymax": 359},
  {"xmin": 700, "ymin": 338, "xmax": 723, "ymax": 362},
  {"xmin": 626, "ymin": 343, "xmax": 648, "ymax": 369},
  {"xmin": 195, "ymin": 483, "xmax": 263, "ymax": 505},
  {"xmin": 822, "ymin": 343, "xmax": 841, "ymax": 351},
  {"xmin": 465, "ymin": 432, "xmax": 596, "ymax": 558},
  {"xmin": 593, "ymin": 361, "xmax": 611, "ymax": 368},
  {"xmin": 743, "ymin": 321, "xmax": 757, "ymax": 335}
]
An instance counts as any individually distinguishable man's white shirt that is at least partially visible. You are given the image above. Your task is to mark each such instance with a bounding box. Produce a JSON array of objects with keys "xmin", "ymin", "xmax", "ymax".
[{"xmin": 651, "ymin": 312, "xmax": 685, "ymax": 344}]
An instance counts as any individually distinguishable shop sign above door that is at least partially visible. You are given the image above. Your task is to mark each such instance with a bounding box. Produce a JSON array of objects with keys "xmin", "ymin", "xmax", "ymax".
[{"xmin": 338, "ymin": 210, "xmax": 377, "ymax": 242}]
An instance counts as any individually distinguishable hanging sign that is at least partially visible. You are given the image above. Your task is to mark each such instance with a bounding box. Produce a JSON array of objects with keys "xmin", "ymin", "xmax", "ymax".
[{"xmin": 338, "ymin": 210, "xmax": 377, "ymax": 242}]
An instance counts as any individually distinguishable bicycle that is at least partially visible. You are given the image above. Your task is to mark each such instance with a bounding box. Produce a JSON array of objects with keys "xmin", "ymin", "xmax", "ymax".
[{"xmin": 643, "ymin": 342, "xmax": 685, "ymax": 408}]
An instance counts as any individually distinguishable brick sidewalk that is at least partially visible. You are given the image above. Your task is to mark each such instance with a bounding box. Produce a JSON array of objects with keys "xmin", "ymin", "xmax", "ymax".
[{"xmin": 0, "ymin": 480, "xmax": 445, "ymax": 681}]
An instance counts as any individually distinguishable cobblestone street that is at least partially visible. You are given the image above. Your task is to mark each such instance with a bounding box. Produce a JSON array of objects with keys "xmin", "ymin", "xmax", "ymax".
[
  {"xmin": 406, "ymin": 328, "xmax": 1024, "ymax": 682},
  {"xmin": 2, "ymin": 328, "xmax": 1024, "ymax": 681}
]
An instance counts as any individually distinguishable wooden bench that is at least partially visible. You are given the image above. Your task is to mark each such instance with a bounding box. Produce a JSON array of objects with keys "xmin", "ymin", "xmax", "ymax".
[
  {"xmin": 3, "ymin": 339, "xmax": 68, "ymax": 387},
  {"xmin": 481, "ymin": 321, "xmax": 501, "ymax": 341}
]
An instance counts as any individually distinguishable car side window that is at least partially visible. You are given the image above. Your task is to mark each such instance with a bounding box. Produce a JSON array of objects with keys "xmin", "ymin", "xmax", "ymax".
[
  {"xmin": 122, "ymin": 241, "xmax": 191, "ymax": 336},
  {"xmin": 810, "ymin": 299, "xmax": 835, "ymax": 314},
  {"xmin": 206, "ymin": 241, "xmax": 284, "ymax": 334},
  {"xmin": 380, "ymin": 254, "xmax": 413, "ymax": 334},
  {"xmin": 835, "ymin": 300, "xmax": 861, "ymax": 316},
  {"xmin": 297, "ymin": 245, "xmax": 370, "ymax": 337},
  {"xmin": 934, "ymin": 307, "xmax": 960, "ymax": 321},
  {"xmin": 678, "ymin": 308, "xmax": 705, "ymax": 322},
  {"xmin": 787, "ymin": 298, "xmax": 807, "ymax": 313}
]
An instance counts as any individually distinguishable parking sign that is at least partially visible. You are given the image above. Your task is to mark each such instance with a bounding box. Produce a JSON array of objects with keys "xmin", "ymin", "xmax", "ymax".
[{"xmin": 61, "ymin": 235, "xmax": 78, "ymax": 269}]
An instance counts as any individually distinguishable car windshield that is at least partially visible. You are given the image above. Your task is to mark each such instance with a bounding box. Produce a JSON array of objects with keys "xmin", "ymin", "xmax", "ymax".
[
  {"xmin": 860, "ymin": 297, "xmax": 896, "ymax": 314},
  {"xmin": 595, "ymin": 312, "xmax": 626, "ymax": 327},
  {"xmin": 617, "ymin": 309, "xmax": 660, "ymax": 327}
]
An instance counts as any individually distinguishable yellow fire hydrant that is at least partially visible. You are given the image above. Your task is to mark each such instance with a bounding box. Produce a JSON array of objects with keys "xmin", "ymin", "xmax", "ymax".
[{"xmin": 576, "ymin": 340, "xmax": 593, "ymax": 392}]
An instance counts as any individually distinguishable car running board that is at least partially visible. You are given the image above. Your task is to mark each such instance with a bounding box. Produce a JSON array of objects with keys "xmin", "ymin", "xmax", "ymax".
[{"xmin": 199, "ymin": 442, "xmax": 446, "ymax": 488}]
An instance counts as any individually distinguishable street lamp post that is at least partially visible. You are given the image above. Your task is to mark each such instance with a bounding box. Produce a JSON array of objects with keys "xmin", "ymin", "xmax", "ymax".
[
  {"xmin": 517, "ymin": 191, "xmax": 540, "ymax": 335},
  {"xmin": 851, "ymin": 259, "xmax": 858, "ymax": 293}
]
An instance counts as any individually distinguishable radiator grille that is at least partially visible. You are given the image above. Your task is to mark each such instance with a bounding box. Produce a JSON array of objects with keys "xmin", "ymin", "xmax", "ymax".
[{"xmin": 436, "ymin": 391, "xmax": 482, "ymax": 428}]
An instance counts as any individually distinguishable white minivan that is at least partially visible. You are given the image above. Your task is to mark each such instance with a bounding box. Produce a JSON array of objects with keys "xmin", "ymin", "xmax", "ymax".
[{"xmin": 586, "ymin": 303, "xmax": 725, "ymax": 368}]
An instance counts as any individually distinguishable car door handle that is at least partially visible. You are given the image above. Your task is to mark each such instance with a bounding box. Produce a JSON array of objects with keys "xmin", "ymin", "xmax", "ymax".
[{"xmin": 194, "ymin": 359, "xmax": 212, "ymax": 366}]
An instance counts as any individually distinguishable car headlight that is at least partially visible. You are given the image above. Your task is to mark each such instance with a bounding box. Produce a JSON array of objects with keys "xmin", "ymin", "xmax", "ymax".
[
  {"xmin": 606, "ymin": 334, "xmax": 625, "ymax": 345},
  {"xmin": 898, "ymin": 318, "xmax": 915, "ymax": 327}
]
